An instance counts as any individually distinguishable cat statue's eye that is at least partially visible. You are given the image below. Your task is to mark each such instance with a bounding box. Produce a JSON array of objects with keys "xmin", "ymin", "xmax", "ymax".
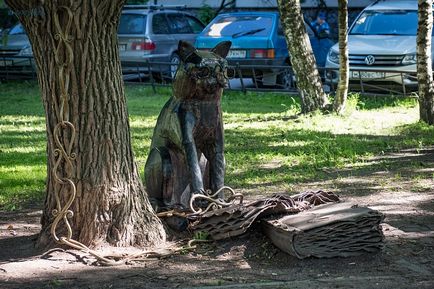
[{"xmin": 225, "ymin": 67, "xmax": 236, "ymax": 79}]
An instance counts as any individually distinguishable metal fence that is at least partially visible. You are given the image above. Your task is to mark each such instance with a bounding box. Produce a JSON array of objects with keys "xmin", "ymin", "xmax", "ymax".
[
  {"xmin": 0, "ymin": 56, "xmax": 37, "ymax": 80},
  {"xmin": 0, "ymin": 56, "xmax": 419, "ymax": 96},
  {"xmin": 121, "ymin": 61, "xmax": 419, "ymax": 96}
]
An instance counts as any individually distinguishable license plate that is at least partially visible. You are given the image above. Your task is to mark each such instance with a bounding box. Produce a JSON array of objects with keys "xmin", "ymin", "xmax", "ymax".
[
  {"xmin": 0, "ymin": 60, "xmax": 13, "ymax": 66},
  {"xmin": 118, "ymin": 44, "xmax": 127, "ymax": 52},
  {"xmin": 351, "ymin": 71, "xmax": 386, "ymax": 79},
  {"xmin": 227, "ymin": 50, "xmax": 246, "ymax": 59}
]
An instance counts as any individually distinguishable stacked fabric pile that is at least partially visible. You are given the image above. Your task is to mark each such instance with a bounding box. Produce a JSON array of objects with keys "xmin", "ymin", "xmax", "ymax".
[
  {"xmin": 190, "ymin": 191, "xmax": 339, "ymax": 241},
  {"xmin": 190, "ymin": 191, "xmax": 384, "ymax": 258},
  {"xmin": 262, "ymin": 202, "xmax": 384, "ymax": 258}
]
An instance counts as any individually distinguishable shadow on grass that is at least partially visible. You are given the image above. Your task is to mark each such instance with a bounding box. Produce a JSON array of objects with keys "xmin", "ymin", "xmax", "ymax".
[
  {"xmin": 1, "ymin": 81, "xmax": 433, "ymax": 210},
  {"xmin": 224, "ymin": 122, "xmax": 433, "ymax": 186}
]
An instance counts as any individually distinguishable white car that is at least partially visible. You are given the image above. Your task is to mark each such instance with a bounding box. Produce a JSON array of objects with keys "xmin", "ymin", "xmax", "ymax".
[
  {"xmin": 325, "ymin": 0, "xmax": 424, "ymax": 89},
  {"xmin": 0, "ymin": 23, "xmax": 35, "ymax": 76}
]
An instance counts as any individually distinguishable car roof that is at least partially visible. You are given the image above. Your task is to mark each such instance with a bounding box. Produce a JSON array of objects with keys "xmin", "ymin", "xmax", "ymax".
[
  {"xmin": 365, "ymin": 0, "xmax": 417, "ymax": 11},
  {"xmin": 121, "ymin": 9, "xmax": 191, "ymax": 15},
  {"xmin": 214, "ymin": 11, "xmax": 279, "ymax": 17}
]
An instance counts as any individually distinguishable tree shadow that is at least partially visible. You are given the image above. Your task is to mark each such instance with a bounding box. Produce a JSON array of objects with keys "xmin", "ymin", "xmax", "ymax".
[
  {"xmin": 223, "ymin": 123, "xmax": 433, "ymax": 197},
  {"xmin": 0, "ymin": 234, "xmax": 41, "ymax": 263}
]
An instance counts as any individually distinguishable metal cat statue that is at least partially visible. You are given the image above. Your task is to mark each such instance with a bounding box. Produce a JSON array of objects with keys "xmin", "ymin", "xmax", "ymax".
[{"xmin": 145, "ymin": 40, "xmax": 232, "ymax": 211}]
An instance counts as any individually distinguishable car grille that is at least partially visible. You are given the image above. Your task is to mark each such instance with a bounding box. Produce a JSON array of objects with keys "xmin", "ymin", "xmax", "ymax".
[
  {"xmin": 349, "ymin": 54, "xmax": 404, "ymax": 66},
  {"xmin": 0, "ymin": 49, "xmax": 20, "ymax": 57}
]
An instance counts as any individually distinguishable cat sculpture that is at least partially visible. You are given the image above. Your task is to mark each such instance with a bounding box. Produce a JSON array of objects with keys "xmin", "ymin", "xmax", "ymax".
[{"xmin": 145, "ymin": 40, "xmax": 232, "ymax": 210}]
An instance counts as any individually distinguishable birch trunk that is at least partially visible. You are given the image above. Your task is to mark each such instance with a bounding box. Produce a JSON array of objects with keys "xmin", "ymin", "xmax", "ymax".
[
  {"xmin": 6, "ymin": 0, "xmax": 166, "ymax": 249},
  {"xmin": 277, "ymin": 0, "xmax": 328, "ymax": 113},
  {"xmin": 417, "ymin": 0, "xmax": 434, "ymax": 125},
  {"xmin": 333, "ymin": 0, "xmax": 349, "ymax": 114}
]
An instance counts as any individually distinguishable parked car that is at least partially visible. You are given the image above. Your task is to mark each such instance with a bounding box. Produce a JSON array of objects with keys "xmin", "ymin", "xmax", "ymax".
[
  {"xmin": 325, "ymin": 0, "xmax": 421, "ymax": 89},
  {"xmin": 0, "ymin": 23, "xmax": 36, "ymax": 78},
  {"xmin": 0, "ymin": 5, "xmax": 205, "ymax": 80},
  {"xmin": 118, "ymin": 5, "xmax": 205, "ymax": 80},
  {"xmin": 194, "ymin": 12, "xmax": 333, "ymax": 87}
]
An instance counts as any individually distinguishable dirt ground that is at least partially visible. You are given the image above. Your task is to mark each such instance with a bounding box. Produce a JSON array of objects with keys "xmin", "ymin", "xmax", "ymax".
[{"xmin": 1, "ymin": 148, "xmax": 433, "ymax": 289}]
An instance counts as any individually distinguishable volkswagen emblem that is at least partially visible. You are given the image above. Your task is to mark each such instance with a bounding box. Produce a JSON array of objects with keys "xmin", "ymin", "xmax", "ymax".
[{"xmin": 365, "ymin": 55, "xmax": 375, "ymax": 65}]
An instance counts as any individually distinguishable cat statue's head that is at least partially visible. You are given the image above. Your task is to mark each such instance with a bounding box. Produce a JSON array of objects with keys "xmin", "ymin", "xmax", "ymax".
[{"xmin": 173, "ymin": 40, "xmax": 233, "ymax": 100}]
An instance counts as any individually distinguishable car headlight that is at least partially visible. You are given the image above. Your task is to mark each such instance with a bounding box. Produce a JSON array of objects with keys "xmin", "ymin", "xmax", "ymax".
[
  {"xmin": 402, "ymin": 53, "xmax": 416, "ymax": 65},
  {"xmin": 327, "ymin": 49, "xmax": 339, "ymax": 64},
  {"xmin": 18, "ymin": 45, "xmax": 33, "ymax": 56}
]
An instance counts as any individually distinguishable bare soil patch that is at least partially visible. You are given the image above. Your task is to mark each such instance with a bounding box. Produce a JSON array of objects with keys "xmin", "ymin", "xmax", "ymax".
[{"xmin": 1, "ymin": 148, "xmax": 433, "ymax": 289}]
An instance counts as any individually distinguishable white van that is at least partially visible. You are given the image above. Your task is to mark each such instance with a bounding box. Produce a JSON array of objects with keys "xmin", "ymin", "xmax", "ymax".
[{"xmin": 325, "ymin": 0, "xmax": 424, "ymax": 88}]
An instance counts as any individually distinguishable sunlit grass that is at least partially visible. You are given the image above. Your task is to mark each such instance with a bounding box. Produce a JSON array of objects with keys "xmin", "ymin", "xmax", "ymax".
[{"xmin": 0, "ymin": 81, "xmax": 433, "ymax": 210}]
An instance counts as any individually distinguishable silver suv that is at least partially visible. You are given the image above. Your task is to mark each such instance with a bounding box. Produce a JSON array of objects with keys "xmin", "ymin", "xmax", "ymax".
[
  {"xmin": 119, "ymin": 6, "xmax": 205, "ymax": 80},
  {"xmin": 0, "ymin": 5, "xmax": 205, "ymax": 80},
  {"xmin": 325, "ymin": 0, "xmax": 422, "ymax": 88}
]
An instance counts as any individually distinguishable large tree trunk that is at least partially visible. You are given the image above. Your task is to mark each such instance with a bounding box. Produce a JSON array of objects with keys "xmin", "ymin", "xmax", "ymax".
[
  {"xmin": 417, "ymin": 0, "xmax": 434, "ymax": 125},
  {"xmin": 333, "ymin": 0, "xmax": 349, "ymax": 114},
  {"xmin": 277, "ymin": 0, "xmax": 328, "ymax": 113},
  {"xmin": 6, "ymin": 0, "xmax": 165, "ymax": 249}
]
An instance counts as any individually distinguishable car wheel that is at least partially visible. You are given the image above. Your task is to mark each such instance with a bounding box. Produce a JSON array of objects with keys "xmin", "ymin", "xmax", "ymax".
[{"xmin": 170, "ymin": 53, "xmax": 180, "ymax": 80}]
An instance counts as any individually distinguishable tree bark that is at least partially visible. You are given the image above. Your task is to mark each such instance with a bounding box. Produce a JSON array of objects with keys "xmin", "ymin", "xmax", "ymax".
[
  {"xmin": 277, "ymin": 0, "xmax": 328, "ymax": 113},
  {"xmin": 417, "ymin": 0, "xmax": 434, "ymax": 125},
  {"xmin": 333, "ymin": 0, "xmax": 349, "ymax": 114},
  {"xmin": 6, "ymin": 0, "xmax": 165, "ymax": 249}
]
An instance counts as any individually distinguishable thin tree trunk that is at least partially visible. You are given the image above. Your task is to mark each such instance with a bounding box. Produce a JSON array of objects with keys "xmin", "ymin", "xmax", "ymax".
[
  {"xmin": 277, "ymin": 0, "xmax": 328, "ymax": 113},
  {"xmin": 6, "ymin": 0, "xmax": 165, "ymax": 249},
  {"xmin": 333, "ymin": 0, "xmax": 349, "ymax": 114},
  {"xmin": 417, "ymin": 0, "xmax": 434, "ymax": 125}
]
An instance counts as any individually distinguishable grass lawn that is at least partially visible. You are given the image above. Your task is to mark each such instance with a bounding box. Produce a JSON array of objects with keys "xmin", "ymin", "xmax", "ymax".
[{"xmin": 0, "ymin": 81, "xmax": 433, "ymax": 210}]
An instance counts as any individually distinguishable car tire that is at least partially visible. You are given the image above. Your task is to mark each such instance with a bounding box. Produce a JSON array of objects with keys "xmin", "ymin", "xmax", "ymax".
[{"xmin": 170, "ymin": 53, "xmax": 181, "ymax": 80}]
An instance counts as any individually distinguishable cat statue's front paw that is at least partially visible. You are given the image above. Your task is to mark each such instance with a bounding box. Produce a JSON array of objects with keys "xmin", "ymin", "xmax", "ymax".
[{"xmin": 191, "ymin": 189, "xmax": 209, "ymax": 209}]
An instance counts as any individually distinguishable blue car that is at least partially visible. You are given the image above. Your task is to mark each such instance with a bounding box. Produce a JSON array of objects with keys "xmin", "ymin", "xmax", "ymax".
[{"xmin": 195, "ymin": 12, "xmax": 333, "ymax": 87}]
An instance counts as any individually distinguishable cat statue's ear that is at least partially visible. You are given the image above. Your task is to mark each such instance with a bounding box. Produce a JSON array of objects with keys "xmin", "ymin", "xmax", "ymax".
[
  {"xmin": 211, "ymin": 41, "xmax": 232, "ymax": 58},
  {"xmin": 178, "ymin": 41, "xmax": 202, "ymax": 64}
]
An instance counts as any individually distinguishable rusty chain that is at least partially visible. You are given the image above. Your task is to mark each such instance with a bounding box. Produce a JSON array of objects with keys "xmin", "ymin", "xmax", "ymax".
[{"xmin": 189, "ymin": 186, "xmax": 244, "ymax": 215}]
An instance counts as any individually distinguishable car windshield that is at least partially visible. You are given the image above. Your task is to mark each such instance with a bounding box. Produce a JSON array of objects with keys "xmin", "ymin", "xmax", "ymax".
[
  {"xmin": 118, "ymin": 14, "xmax": 147, "ymax": 34},
  {"xmin": 204, "ymin": 15, "xmax": 273, "ymax": 37},
  {"xmin": 350, "ymin": 10, "xmax": 418, "ymax": 36},
  {"xmin": 8, "ymin": 24, "xmax": 25, "ymax": 35}
]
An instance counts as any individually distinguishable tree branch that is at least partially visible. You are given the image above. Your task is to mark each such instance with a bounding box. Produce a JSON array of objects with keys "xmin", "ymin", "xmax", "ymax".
[{"xmin": 216, "ymin": 0, "xmax": 235, "ymax": 15}]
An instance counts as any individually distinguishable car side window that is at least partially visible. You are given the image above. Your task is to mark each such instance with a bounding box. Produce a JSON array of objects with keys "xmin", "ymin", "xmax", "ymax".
[
  {"xmin": 152, "ymin": 13, "xmax": 170, "ymax": 34},
  {"xmin": 119, "ymin": 14, "xmax": 147, "ymax": 34},
  {"xmin": 8, "ymin": 24, "xmax": 25, "ymax": 35},
  {"xmin": 167, "ymin": 14, "xmax": 193, "ymax": 34},
  {"xmin": 186, "ymin": 16, "xmax": 205, "ymax": 34}
]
